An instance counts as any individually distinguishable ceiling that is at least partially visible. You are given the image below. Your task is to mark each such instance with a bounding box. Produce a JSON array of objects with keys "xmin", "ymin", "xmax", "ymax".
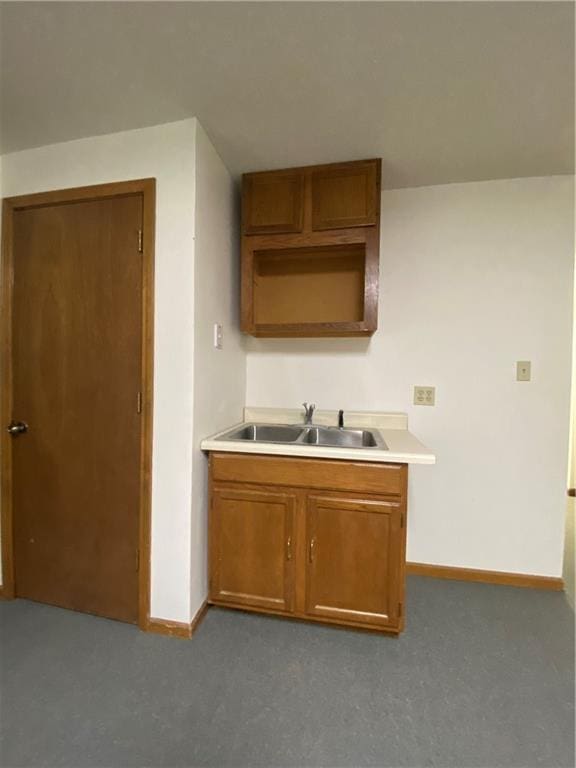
[{"xmin": 0, "ymin": 1, "xmax": 573, "ymax": 188}]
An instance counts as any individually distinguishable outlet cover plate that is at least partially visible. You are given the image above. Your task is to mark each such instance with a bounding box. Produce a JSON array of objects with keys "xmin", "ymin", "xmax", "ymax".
[
  {"xmin": 414, "ymin": 386, "xmax": 435, "ymax": 406},
  {"xmin": 516, "ymin": 361, "xmax": 531, "ymax": 381}
]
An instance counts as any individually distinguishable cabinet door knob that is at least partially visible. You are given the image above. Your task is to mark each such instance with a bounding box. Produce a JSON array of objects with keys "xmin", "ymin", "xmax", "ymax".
[
  {"xmin": 7, "ymin": 421, "xmax": 28, "ymax": 436},
  {"xmin": 286, "ymin": 536, "xmax": 292, "ymax": 561},
  {"xmin": 309, "ymin": 537, "xmax": 316, "ymax": 563}
]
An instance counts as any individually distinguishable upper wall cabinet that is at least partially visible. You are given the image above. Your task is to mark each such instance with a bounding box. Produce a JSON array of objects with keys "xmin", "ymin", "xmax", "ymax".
[{"xmin": 241, "ymin": 159, "xmax": 382, "ymax": 338}]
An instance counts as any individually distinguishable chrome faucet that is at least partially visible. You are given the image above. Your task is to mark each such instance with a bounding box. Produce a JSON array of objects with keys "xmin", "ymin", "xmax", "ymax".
[{"xmin": 302, "ymin": 402, "xmax": 316, "ymax": 425}]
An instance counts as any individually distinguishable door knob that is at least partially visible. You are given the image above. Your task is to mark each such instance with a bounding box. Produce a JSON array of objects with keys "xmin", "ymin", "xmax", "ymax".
[{"xmin": 7, "ymin": 421, "xmax": 28, "ymax": 436}]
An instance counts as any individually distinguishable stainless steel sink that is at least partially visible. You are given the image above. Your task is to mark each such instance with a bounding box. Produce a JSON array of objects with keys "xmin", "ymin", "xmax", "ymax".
[
  {"xmin": 220, "ymin": 424, "xmax": 305, "ymax": 443},
  {"xmin": 218, "ymin": 423, "xmax": 387, "ymax": 450},
  {"xmin": 302, "ymin": 427, "xmax": 380, "ymax": 448}
]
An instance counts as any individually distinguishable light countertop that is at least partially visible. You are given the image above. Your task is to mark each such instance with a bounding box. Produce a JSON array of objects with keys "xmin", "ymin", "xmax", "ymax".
[{"xmin": 201, "ymin": 407, "xmax": 435, "ymax": 465}]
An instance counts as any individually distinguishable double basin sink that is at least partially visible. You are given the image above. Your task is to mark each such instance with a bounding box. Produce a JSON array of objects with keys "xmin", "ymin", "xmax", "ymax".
[{"xmin": 218, "ymin": 423, "xmax": 387, "ymax": 450}]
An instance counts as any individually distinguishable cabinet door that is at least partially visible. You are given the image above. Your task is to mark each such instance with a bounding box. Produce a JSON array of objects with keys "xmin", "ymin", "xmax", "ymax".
[
  {"xmin": 311, "ymin": 161, "xmax": 380, "ymax": 230},
  {"xmin": 210, "ymin": 487, "xmax": 296, "ymax": 612},
  {"xmin": 242, "ymin": 171, "xmax": 304, "ymax": 235},
  {"xmin": 305, "ymin": 494, "xmax": 403, "ymax": 628}
]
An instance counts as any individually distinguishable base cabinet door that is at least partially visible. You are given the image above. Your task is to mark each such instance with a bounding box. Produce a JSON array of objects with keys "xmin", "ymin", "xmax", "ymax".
[
  {"xmin": 210, "ymin": 487, "xmax": 296, "ymax": 612},
  {"xmin": 305, "ymin": 494, "xmax": 403, "ymax": 629}
]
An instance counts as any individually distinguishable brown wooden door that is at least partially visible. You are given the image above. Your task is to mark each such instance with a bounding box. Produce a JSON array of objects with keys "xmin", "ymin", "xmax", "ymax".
[
  {"xmin": 210, "ymin": 486, "xmax": 295, "ymax": 612},
  {"xmin": 305, "ymin": 494, "xmax": 403, "ymax": 629},
  {"xmin": 11, "ymin": 194, "xmax": 143, "ymax": 623}
]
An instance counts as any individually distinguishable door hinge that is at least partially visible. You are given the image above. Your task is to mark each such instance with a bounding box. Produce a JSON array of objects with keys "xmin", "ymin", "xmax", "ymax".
[
  {"xmin": 400, "ymin": 512, "xmax": 405, "ymax": 529},
  {"xmin": 137, "ymin": 229, "xmax": 143, "ymax": 253},
  {"xmin": 137, "ymin": 391, "xmax": 142, "ymax": 414},
  {"xmin": 398, "ymin": 602, "xmax": 403, "ymax": 618},
  {"xmin": 136, "ymin": 549, "xmax": 140, "ymax": 572}
]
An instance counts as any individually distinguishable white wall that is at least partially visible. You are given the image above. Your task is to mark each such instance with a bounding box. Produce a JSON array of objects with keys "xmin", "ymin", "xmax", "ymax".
[
  {"xmin": 190, "ymin": 124, "xmax": 246, "ymax": 617},
  {"xmin": 1, "ymin": 120, "xmax": 198, "ymax": 621},
  {"xmin": 246, "ymin": 176, "xmax": 575, "ymax": 578}
]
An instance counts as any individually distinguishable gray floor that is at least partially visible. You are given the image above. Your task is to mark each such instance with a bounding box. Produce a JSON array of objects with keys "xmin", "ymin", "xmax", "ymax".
[{"xmin": 1, "ymin": 577, "xmax": 574, "ymax": 768}]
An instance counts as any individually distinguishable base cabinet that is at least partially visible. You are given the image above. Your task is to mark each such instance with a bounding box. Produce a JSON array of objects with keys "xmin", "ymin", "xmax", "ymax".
[{"xmin": 208, "ymin": 453, "xmax": 408, "ymax": 634}]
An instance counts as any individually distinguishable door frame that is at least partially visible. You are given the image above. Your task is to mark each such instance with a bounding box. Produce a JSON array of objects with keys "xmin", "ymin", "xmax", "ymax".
[{"xmin": 0, "ymin": 178, "xmax": 155, "ymax": 629}]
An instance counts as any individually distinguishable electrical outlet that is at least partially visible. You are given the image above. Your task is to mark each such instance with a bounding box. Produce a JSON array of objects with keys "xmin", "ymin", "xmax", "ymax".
[
  {"xmin": 516, "ymin": 361, "xmax": 531, "ymax": 381},
  {"xmin": 414, "ymin": 386, "xmax": 435, "ymax": 406},
  {"xmin": 213, "ymin": 323, "xmax": 223, "ymax": 350}
]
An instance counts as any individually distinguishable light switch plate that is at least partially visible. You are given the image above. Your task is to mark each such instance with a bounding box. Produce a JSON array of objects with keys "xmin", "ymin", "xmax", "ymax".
[
  {"xmin": 516, "ymin": 360, "xmax": 531, "ymax": 381},
  {"xmin": 214, "ymin": 323, "xmax": 223, "ymax": 350},
  {"xmin": 414, "ymin": 386, "xmax": 435, "ymax": 406}
]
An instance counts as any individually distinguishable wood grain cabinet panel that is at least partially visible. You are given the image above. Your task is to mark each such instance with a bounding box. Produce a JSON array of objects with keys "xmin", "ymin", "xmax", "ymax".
[
  {"xmin": 242, "ymin": 172, "xmax": 304, "ymax": 235},
  {"xmin": 311, "ymin": 161, "xmax": 380, "ymax": 230},
  {"xmin": 211, "ymin": 453, "xmax": 404, "ymax": 496},
  {"xmin": 210, "ymin": 487, "xmax": 295, "ymax": 612},
  {"xmin": 305, "ymin": 495, "xmax": 403, "ymax": 629}
]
